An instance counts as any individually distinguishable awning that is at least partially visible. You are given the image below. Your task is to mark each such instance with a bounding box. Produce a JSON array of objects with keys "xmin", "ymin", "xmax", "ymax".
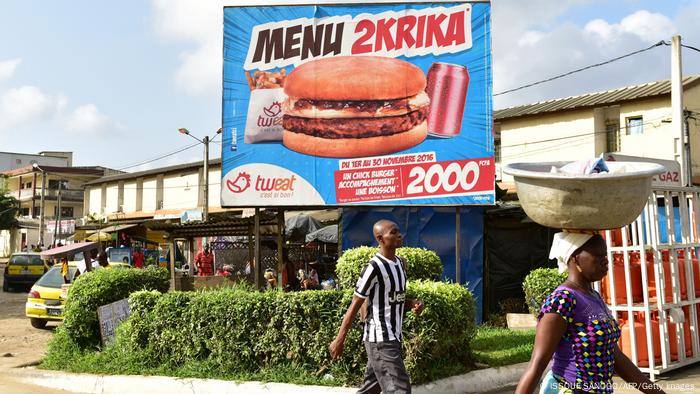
[
  {"xmin": 87, "ymin": 224, "xmax": 138, "ymax": 234},
  {"xmin": 41, "ymin": 242, "xmax": 99, "ymax": 259}
]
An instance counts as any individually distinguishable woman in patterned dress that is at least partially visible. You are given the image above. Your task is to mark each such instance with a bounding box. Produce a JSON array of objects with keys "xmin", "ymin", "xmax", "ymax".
[{"xmin": 516, "ymin": 233, "xmax": 665, "ymax": 394}]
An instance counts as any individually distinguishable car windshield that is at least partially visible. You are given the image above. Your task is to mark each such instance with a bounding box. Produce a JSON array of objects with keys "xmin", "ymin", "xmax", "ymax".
[
  {"xmin": 35, "ymin": 267, "xmax": 79, "ymax": 288},
  {"xmin": 9, "ymin": 255, "xmax": 44, "ymax": 266}
]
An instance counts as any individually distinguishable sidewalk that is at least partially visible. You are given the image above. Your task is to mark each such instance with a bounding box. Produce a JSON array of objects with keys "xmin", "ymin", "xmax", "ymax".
[
  {"xmin": 489, "ymin": 362, "xmax": 700, "ymax": 393},
  {"xmin": 1, "ymin": 362, "xmax": 530, "ymax": 394}
]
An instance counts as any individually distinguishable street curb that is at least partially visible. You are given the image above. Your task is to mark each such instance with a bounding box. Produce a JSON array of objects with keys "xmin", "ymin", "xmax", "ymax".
[{"xmin": 1, "ymin": 362, "xmax": 529, "ymax": 394}]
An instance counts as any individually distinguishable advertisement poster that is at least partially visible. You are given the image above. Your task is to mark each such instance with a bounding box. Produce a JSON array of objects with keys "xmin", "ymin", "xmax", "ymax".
[{"xmin": 222, "ymin": 1, "xmax": 493, "ymax": 206}]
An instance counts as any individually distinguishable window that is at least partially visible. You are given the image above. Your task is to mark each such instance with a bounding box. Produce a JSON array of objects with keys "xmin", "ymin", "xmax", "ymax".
[
  {"xmin": 626, "ymin": 116, "xmax": 643, "ymax": 135},
  {"xmin": 48, "ymin": 179, "xmax": 69, "ymax": 189},
  {"xmin": 24, "ymin": 182, "xmax": 32, "ymax": 189},
  {"xmin": 32, "ymin": 207, "xmax": 41, "ymax": 217},
  {"xmin": 53, "ymin": 206, "xmax": 74, "ymax": 218},
  {"xmin": 19, "ymin": 208, "xmax": 29, "ymax": 216}
]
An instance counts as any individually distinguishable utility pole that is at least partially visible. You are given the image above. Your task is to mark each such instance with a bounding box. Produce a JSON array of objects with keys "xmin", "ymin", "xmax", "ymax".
[
  {"xmin": 34, "ymin": 164, "xmax": 47, "ymax": 248},
  {"xmin": 178, "ymin": 127, "xmax": 221, "ymax": 222},
  {"xmin": 671, "ymin": 35, "xmax": 688, "ymax": 186},
  {"xmin": 53, "ymin": 179, "xmax": 62, "ymax": 247},
  {"xmin": 203, "ymin": 135, "xmax": 210, "ymax": 222}
]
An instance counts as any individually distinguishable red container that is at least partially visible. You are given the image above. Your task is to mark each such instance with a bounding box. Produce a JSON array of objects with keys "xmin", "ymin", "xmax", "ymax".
[
  {"xmin": 600, "ymin": 252, "xmax": 643, "ymax": 305},
  {"xmin": 426, "ymin": 62, "xmax": 469, "ymax": 138}
]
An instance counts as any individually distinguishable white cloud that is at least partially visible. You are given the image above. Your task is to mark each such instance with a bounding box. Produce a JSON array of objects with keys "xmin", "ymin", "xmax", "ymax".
[
  {"xmin": 60, "ymin": 104, "xmax": 112, "ymax": 134},
  {"xmin": 0, "ymin": 84, "xmax": 120, "ymax": 135},
  {"xmin": 492, "ymin": 3, "xmax": 684, "ymax": 109},
  {"xmin": 0, "ymin": 85, "xmax": 56, "ymax": 130},
  {"xmin": 174, "ymin": 41, "xmax": 221, "ymax": 96},
  {"xmin": 0, "ymin": 58, "xmax": 21, "ymax": 82},
  {"xmin": 585, "ymin": 10, "xmax": 676, "ymax": 43},
  {"xmin": 151, "ymin": 0, "xmax": 222, "ymax": 96}
]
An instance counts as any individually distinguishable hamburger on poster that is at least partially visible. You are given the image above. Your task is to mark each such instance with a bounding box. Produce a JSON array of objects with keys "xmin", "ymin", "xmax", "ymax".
[{"xmin": 281, "ymin": 56, "xmax": 430, "ymax": 158}]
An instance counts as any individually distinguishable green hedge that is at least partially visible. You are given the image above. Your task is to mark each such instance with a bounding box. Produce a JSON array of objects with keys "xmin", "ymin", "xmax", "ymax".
[
  {"xmin": 58, "ymin": 267, "xmax": 170, "ymax": 349},
  {"xmin": 46, "ymin": 281, "xmax": 475, "ymax": 386},
  {"xmin": 523, "ymin": 268, "xmax": 567, "ymax": 317},
  {"xmin": 336, "ymin": 246, "xmax": 443, "ymax": 289}
]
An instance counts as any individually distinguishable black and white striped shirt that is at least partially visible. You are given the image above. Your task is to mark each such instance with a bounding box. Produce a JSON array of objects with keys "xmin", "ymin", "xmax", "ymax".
[{"xmin": 354, "ymin": 253, "xmax": 407, "ymax": 342}]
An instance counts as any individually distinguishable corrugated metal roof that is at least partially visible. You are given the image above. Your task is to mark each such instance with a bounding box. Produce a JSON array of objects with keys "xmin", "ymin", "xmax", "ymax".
[
  {"xmin": 84, "ymin": 158, "xmax": 222, "ymax": 186},
  {"xmin": 494, "ymin": 75, "xmax": 700, "ymax": 120}
]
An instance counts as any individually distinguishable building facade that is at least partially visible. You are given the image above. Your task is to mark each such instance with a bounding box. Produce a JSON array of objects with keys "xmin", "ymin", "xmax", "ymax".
[
  {"xmin": 0, "ymin": 151, "xmax": 73, "ymax": 172},
  {"xmin": 1, "ymin": 164, "xmax": 111, "ymax": 256},
  {"xmin": 83, "ymin": 159, "xmax": 223, "ymax": 222},
  {"xmin": 495, "ymin": 76, "xmax": 700, "ymax": 183}
]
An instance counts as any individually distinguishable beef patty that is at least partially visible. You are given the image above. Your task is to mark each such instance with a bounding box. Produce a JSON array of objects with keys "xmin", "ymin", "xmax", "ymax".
[{"xmin": 282, "ymin": 108, "xmax": 427, "ymax": 139}]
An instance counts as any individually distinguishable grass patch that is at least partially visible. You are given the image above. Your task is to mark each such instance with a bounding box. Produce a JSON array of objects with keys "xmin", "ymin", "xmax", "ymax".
[{"xmin": 471, "ymin": 326, "xmax": 535, "ymax": 367}]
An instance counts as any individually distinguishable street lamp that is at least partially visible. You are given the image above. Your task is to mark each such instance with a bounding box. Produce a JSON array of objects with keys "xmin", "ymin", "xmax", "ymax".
[
  {"xmin": 178, "ymin": 127, "xmax": 222, "ymax": 222},
  {"xmin": 32, "ymin": 163, "xmax": 47, "ymax": 248}
]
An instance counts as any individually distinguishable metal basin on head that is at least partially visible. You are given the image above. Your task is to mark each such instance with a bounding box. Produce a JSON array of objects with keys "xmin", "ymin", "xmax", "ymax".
[{"xmin": 503, "ymin": 161, "xmax": 666, "ymax": 230}]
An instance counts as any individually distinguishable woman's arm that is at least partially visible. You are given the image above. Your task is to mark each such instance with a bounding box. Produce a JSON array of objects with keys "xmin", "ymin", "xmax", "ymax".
[
  {"xmin": 515, "ymin": 313, "xmax": 567, "ymax": 394},
  {"xmin": 614, "ymin": 346, "xmax": 665, "ymax": 394}
]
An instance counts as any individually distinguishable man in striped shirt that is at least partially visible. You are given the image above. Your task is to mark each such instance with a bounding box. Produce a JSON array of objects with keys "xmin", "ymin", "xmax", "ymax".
[{"xmin": 329, "ymin": 220, "xmax": 424, "ymax": 394}]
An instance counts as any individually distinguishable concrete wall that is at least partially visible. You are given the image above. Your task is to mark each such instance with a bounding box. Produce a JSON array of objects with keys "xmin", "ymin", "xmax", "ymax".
[
  {"xmin": 89, "ymin": 187, "xmax": 102, "ymax": 215},
  {"xmin": 81, "ymin": 164, "xmax": 225, "ymax": 218},
  {"xmin": 123, "ymin": 181, "xmax": 137, "ymax": 213},
  {"xmin": 500, "ymin": 109, "xmax": 596, "ymax": 181},
  {"xmin": 142, "ymin": 178, "xmax": 157, "ymax": 212},
  {"xmin": 105, "ymin": 184, "xmax": 119, "ymax": 213},
  {"xmin": 0, "ymin": 152, "xmax": 69, "ymax": 172},
  {"xmin": 498, "ymin": 86, "xmax": 700, "ymax": 183},
  {"xmin": 163, "ymin": 172, "xmax": 199, "ymax": 210}
]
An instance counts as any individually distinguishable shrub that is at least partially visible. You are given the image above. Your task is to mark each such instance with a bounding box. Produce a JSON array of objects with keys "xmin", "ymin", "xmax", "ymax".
[
  {"xmin": 59, "ymin": 267, "xmax": 170, "ymax": 349},
  {"xmin": 523, "ymin": 268, "xmax": 567, "ymax": 317},
  {"xmin": 55, "ymin": 281, "xmax": 475, "ymax": 385},
  {"xmin": 335, "ymin": 246, "xmax": 443, "ymax": 289}
]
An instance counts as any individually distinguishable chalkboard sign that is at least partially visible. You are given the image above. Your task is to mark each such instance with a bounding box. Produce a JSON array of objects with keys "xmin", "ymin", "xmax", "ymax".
[{"xmin": 97, "ymin": 298, "xmax": 131, "ymax": 344}]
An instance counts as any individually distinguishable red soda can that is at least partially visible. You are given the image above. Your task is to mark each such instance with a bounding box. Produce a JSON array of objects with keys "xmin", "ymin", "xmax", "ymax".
[{"xmin": 426, "ymin": 62, "xmax": 469, "ymax": 138}]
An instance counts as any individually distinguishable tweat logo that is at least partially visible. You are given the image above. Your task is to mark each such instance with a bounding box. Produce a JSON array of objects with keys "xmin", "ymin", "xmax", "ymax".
[
  {"xmin": 255, "ymin": 175, "xmax": 297, "ymax": 191},
  {"xmin": 227, "ymin": 172, "xmax": 298, "ymax": 194},
  {"xmin": 257, "ymin": 101, "xmax": 283, "ymax": 127},
  {"xmin": 227, "ymin": 172, "xmax": 251, "ymax": 193}
]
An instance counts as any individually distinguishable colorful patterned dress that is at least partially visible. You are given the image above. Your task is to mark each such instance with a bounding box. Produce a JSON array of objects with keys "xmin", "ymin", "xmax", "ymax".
[{"xmin": 538, "ymin": 286, "xmax": 621, "ymax": 393}]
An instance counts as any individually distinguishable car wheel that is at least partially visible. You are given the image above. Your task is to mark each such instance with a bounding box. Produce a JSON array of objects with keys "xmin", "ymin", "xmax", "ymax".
[
  {"xmin": 2, "ymin": 281, "xmax": 8, "ymax": 292},
  {"xmin": 30, "ymin": 318, "xmax": 47, "ymax": 329}
]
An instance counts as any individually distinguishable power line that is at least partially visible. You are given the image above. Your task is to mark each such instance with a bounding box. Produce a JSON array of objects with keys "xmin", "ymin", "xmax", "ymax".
[
  {"xmin": 494, "ymin": 40, "xmax": 669, "ymax": 96},
  {"xmin": 682, "ymin": 44, "xmax": 700, "ymax": 54},
  {"xmin": 116, "ymin": 142, "xmax": 200, "ymax": 171}
]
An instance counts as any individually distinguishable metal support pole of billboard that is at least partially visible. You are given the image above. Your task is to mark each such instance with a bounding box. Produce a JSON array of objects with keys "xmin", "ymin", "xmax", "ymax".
[
  {"xmin": 455, "ymin": 206, "xmax": 461, "ymax": 284},
  {"xmin": 254, "ymin": 208, "xmax": 262, "ymax": 289},
  {"xmin": 178, "ymin": 127, "xmax": 222, "ymax": 222},
  {"xmin": 671, "ymin": 35, "xmax": 688, "ymax": 186},
  {"xmin": 276, "ymin": 209, "xmax": 284, "ymax": 290},
  {"xmin": 169, "ymin": 237, "xmax": 177, "ymax": 291}
]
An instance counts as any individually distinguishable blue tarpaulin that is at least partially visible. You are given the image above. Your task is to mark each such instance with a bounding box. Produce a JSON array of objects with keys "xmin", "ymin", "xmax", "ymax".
[{"xmin": 341, "ymin": 207, "xmax": 484, "ymax": 323}]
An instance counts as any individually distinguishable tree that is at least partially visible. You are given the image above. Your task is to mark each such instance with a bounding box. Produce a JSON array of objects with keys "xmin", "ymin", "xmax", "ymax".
[{"xmin": 0, "ymin": 176, "xmax": 19, "ymax": 230}]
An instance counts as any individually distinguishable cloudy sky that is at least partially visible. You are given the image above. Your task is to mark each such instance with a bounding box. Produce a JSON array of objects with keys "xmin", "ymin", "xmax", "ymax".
[{"xmin": 0, "ymin": 0, "xmax": 698, "ymax": 171}]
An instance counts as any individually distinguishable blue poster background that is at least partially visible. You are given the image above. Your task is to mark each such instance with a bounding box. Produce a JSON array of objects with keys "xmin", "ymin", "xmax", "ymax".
[{"xmin": 222, "ymin": 2, "xmax": 492, "ymax": 206}]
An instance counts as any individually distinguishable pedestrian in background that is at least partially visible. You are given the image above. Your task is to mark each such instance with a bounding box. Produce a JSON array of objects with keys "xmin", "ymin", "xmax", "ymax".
[
  {"xmin": 329, "ymin": 219, "xmax": 423, "ymax": 394},
  {"xmin": 132, "ymin": 248, "xmax": 145, "ymax": 269},
  {"xmin": 195, "ymin": 244, "xmax": 214, "ymax": 276}
]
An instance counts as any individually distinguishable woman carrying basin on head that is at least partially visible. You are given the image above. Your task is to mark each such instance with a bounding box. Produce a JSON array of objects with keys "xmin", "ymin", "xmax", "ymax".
[{"xmin": 516, "ymin": 232, "xmax": 665, "ymax": 394}]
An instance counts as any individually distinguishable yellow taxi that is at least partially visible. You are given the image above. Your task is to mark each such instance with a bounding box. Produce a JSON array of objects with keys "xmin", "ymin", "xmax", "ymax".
[
  {"xmin": 25, "ymin": 261, "xmax": 130, "ymax": 329},
  {"xmin": 3, "ymin": 252, "xmax": 47, "ymax": 292}
]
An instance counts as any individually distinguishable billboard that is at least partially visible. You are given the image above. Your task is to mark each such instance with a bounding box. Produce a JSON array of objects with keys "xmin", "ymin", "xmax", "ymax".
[{"xmin": 222, "ymin": 1, "xmax": 493, "ymax": 206}]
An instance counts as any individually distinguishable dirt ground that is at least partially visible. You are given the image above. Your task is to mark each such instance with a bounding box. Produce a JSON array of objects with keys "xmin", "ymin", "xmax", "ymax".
[{"xmin": 0, "ymin": 276, "xmax": 55, "ymax": 370}]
